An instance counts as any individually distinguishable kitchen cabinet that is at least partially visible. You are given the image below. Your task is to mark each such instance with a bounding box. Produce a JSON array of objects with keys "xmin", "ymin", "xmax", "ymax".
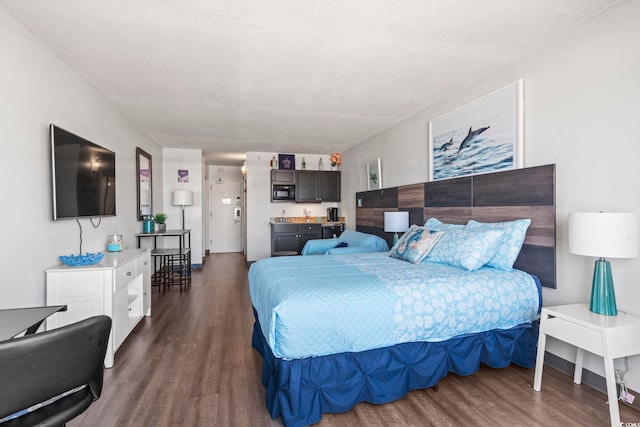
[
  {"xmin": 45, "ymin": 249, "xmax": 151, "ymax": 368},
  {"xmin": 271, "ymin": 169, "xmax": 296, "ymax": 185},
  {"xmin": 271, "ymin": 223, "xmax": 322, "ymax": 255},
  {"xmin": 295, "ymin": 171, "xmax": 341, "ymax": 203}
]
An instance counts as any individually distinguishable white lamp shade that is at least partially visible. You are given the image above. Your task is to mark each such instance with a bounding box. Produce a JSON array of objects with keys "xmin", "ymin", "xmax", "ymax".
[
  {"xmin": 568, "ymin": 212, "xmax": 638, "ymax": 258},
  {"xmin": 384, "ymin": 211, "xmax": 409, "ymax": 233},
  {"xmin": 172, "ymin": 190, "xmax": 194, "ymax": 206}
]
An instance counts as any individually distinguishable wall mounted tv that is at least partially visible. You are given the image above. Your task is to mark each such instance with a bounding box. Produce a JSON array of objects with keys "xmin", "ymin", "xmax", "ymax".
[{"xmin": 50, "ymin": 124, "xmax": 116, "ymax": 220}]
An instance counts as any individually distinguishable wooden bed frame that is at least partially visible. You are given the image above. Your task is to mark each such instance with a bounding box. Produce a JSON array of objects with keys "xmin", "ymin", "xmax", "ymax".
[{"xmin": 356, "ymin": 164, "xmax": 556, "ymax": 287}]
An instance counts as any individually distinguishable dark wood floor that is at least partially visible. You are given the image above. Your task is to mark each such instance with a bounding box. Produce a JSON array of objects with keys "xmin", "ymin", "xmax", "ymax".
[{"xmin": 70, "ymin": 253, "xmax": 639, "ymax": 426}]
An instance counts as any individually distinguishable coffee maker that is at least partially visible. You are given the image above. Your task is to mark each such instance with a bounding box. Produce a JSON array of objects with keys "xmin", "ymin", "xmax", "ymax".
[{"xmin": 327, "ymin": 207, "xmax": 339, "ymax": 222}]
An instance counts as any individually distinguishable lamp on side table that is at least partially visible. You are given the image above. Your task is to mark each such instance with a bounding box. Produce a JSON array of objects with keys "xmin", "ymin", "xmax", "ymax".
[{"xmin": 568, "ymin": 212, "xmax": 638, "ymax": 316}]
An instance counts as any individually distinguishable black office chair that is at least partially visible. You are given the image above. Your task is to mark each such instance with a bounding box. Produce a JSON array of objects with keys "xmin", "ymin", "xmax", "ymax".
[{"xmin": 0, "ymin": 315, "xmax": 112, "ymax": 427}]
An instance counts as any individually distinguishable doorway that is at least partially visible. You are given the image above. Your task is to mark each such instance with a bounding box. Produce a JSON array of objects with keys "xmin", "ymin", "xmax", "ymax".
[{"xmin": 209, "ymin": 179, "xmax": 243, "ymax": 253}]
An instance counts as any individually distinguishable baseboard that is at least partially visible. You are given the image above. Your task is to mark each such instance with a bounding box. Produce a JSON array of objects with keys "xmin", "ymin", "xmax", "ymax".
[{"xmin": 545, "ymin": 351, "xmax": 640, "ymax": 412}]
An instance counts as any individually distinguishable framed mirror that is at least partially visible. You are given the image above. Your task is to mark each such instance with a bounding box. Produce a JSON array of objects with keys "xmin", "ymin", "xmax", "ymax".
[{"xmin": 136, "ymin": 147, "xmax": 152, "ymax": 221}]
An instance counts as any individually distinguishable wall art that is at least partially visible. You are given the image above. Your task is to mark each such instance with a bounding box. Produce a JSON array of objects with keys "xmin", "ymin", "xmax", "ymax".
[
  {"xmin": 367, "ymin": 158, "xmax": 382, "ymax": 190},
  {"xmin": 429, "ymin": 80, "xmax": 523, "ymax": 181}
]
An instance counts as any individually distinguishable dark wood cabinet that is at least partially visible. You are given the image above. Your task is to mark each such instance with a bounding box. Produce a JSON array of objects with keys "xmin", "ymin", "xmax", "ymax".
[
  {"xmin": 320, "ymin": 172, "xmax": 340, "ymax": 202},
  {"xmin": 295, "ymin": 171, "xmax": 341, "ymax": 203},
  {"xmin": 271, "ymin": 169, "xmax": 296, "ymax": 184},
  {"xmin": 271, "ymin": 223, "xmax": 322, "ymax": 255}
]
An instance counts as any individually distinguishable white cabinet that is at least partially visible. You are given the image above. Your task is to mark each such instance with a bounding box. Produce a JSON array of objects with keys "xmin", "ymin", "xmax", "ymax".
[{"xmin": 45, "ymin": 249, "xmax": 151, "ymax": 368}]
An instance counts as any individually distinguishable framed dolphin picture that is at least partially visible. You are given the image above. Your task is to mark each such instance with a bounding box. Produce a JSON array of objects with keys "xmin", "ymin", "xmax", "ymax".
[{"xmin": 428, "ymin": 80, "xmax": 523, "ymax": 181}]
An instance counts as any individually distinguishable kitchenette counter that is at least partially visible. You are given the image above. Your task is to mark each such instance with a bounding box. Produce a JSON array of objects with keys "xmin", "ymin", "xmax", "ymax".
[{"xmin": 269, "ymin": 216, "xmax": 344, "ymax": 225}]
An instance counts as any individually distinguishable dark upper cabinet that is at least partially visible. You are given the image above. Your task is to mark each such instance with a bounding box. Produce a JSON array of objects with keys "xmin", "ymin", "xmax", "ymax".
[
  {"xmin": 320, "ymin": 172, "xmax": 340, "ymax": 202},
  {"xmin": 295, "ymin": 171, "xmax": 341, "ymax": 203},
  {"xmin": 271, "ymin": 169, "xmax": 296, "ymax": 185}
]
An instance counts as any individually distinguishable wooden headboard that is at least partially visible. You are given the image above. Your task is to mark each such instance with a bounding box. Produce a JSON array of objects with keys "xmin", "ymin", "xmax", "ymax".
[{"xmin": 356, "ymin": 164, "xmax": 556, "ymax": 288}]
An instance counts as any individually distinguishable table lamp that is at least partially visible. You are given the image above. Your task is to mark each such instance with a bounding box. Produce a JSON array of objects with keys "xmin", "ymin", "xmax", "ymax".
[
  {"xmin": 568, "ymin": 212, "xmax": 638, "ymax": 316},
  {"xmin": 172, "ymin": 190, "xmax": 194, "ymax": 230},
  {"xmin": 384, "ymin": 211, "xmax": 409, "ymax": 245}
]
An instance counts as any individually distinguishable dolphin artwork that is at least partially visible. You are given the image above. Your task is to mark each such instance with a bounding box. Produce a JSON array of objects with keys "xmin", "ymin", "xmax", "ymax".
[
  {"xmin": 439, "ymin": 138, "xmax": 454, "ymax": 152},
  {"xmin": 457, "ymin": 126, "xmax": 490, "ymax": 153}
]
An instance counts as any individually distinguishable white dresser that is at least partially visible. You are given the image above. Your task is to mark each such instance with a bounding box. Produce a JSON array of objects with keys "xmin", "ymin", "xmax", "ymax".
[{"xmin": 46, "ymin": 249, "xmax": 151, "ymax": 368}]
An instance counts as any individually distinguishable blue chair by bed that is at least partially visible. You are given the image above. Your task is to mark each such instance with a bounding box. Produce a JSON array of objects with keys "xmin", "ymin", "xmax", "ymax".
[{"xmin": 301, "ymin": 229, "xmax": 390, "ymax": 255}]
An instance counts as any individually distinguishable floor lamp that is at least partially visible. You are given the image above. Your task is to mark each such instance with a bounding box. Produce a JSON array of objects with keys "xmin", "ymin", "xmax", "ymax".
[
  {"xmin": 172, "ymin": 190, "xmax": 194, "ymax": 230},
  {"xmin": 568, "ymin": 212, "xmax": 638, "ymax": 316}
]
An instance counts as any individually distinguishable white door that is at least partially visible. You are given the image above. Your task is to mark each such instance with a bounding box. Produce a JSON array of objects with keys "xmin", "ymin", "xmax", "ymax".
[{"xmin": 209, "ymin": 180, "xmax": 243, "ymax": 253}]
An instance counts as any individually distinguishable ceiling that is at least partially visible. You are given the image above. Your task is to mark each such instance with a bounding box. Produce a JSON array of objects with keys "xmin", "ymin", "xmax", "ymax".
[{"xmin": 1, "ymin": 0, "xmax": 621, "ymax": 166}]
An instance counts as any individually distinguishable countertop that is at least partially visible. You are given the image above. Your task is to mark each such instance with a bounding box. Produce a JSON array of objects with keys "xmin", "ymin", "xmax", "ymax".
[{"xmin": 270, "ymin": 216, "xmax": 344, "ymax": 226}]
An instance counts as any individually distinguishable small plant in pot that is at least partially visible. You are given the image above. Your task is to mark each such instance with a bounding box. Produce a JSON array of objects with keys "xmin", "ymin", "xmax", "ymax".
[{"xmin": 154, "ymin": 213, "xmax": 168, "ymax": 232}]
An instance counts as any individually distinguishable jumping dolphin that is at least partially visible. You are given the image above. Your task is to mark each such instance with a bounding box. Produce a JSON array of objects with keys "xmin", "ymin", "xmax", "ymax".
[
  {"xmin": 439, "ymin": 138, "xmax": 454, "ymax": 152},
  {"xmin": 457, "ymin": 126, "xmax": 490, "ymax": 153}
]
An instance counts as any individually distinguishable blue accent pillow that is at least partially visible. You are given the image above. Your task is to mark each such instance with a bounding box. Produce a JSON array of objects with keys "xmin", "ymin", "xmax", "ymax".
[
  {"xmin": 335, "ymin": 241, "xmax": 349, "ymax": 248},
  {"xmin": 390, "ymin": 225, "xmax": 445, "ymax": 264},
  {"xmin": 424, "ymin": 217, "xmax": 465, "ymax": 231},
  {"xmin": 466, "ymin": 219, "xmax": 531, "ymax": 271},
  {"xmin": 425, "ymin": 227, "xmax": 505, "ymax": 271}
]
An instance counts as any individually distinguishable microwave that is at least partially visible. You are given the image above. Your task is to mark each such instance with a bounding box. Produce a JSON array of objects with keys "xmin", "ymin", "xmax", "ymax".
[{"xmin": 272, "ymin": 185, "xmax": 295, "ymax": 201}]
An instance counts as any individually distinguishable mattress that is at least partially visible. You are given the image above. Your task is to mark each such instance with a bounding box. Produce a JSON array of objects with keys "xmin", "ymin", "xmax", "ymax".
[{"xmin": 248, "ymin": 252, "xmax": 539, "ymax": 359}]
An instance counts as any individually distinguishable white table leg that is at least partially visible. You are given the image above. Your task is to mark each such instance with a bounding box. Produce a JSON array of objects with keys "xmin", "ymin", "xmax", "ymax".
[
  {"xmin": 602, "ymin": 344, "xmax": 620, "ymax": 427},
  {"xmin": 574, "ymin": 347, "xmax": 584, "ymax": 384},
  {"xmin": 533, "ymin": 314, "xmax": 548, "ymax": 391}
]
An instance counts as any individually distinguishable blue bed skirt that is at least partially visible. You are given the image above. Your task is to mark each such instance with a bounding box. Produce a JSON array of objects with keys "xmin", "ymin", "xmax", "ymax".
[{"xmin": 252, "ymin": 314, "xmax": 539, "ymax": 427}]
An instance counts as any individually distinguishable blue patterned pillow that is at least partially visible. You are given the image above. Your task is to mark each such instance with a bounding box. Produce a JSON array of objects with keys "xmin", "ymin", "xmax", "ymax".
[
  {"xmin": 425, "ymin": 227, "xmax": 505, "ymax": 271},
  {"xmin": 390, "ymin": 225, "xmax": 445, "ymax": 264},
  {"xmin": 466, "ymin": 219, "xmax": 531, "ymax": 271},
  {"xmin": 424, "ymin": 217, "xmax": 465, "ymax": 231}
]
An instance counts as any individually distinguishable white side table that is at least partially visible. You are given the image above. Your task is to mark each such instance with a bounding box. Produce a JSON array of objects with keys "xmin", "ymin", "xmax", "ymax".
[{"xmin": 533, "ymin": 303, "xmax": 640, "ymax": 427}]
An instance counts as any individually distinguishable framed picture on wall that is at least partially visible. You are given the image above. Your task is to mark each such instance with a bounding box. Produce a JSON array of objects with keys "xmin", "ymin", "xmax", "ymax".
[
  {"xmin": 278, "ymin": 154, "xmax": 295, "ymax": 170},
  {"xmin": 428, "ymin": 79, "xmax": 523, "ymax": 181},
  {"xmin": 178, "ymin": 169, "xmax": 189, "ymax": 182},
  {"xmin": 367, "ymin": 158, "xmax": 382, "ymax": 190}
]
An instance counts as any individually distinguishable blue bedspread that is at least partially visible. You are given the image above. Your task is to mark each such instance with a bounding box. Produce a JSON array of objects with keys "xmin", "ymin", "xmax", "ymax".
[{"xmin": 248, "ymin": 252, "xmax": 539, "ymax": 359}]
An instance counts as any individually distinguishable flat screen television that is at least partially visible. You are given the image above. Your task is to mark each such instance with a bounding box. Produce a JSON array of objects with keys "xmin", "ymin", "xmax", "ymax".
[{"xmin": 50, "ymin": 124, "xmax": 116, "ymax": 220}]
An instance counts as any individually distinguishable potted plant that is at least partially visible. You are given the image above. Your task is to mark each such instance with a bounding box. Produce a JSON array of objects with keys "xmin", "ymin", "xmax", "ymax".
[{"xmin": 154, "ymin": 213, "xmax": 167, "ymax": 232}]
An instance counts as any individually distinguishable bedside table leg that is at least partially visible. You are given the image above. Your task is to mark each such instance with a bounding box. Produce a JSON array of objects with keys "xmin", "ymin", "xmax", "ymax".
[
  {"xmin": 533, "ymin": 314, "xmax": 549, "ymax": 391},
  {"xmin": 603, "ymin": 355, "xmax": 620, "ymax": 427},
  {"xmin": 574, "ymin": 348, "xmax": 584, "ymax": 384}
]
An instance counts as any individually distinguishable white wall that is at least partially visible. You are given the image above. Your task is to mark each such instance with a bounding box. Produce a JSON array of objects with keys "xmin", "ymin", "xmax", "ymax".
[
  {"xmin": 160, "ymin": 148, "xmax": 204, "ymax": 267},
  {"xmin": 0, "ymin": 8, "xmax": 163, "ymax": 309},
  {"xmin": 342, "ymin": 0, "xmax": 640, "ymax": 390},
  {"xmin": 245, "ymin": 152, "xmax": 338, "ymax": 261}
]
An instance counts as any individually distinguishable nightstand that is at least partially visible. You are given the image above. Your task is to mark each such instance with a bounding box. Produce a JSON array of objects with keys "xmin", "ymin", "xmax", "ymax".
[{"xmin": 533, "ymin": 303, "xmax": 640, "ymax": 427}]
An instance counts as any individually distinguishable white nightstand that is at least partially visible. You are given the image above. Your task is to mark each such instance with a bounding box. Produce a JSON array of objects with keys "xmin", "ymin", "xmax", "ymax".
[{"xmin": 533, "ymin": 303, "xmax": 640, "ymax": 427}]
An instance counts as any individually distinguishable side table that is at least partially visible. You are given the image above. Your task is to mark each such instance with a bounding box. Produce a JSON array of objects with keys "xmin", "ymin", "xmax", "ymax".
[{"xmin": 533, "ymin": 303, "xmax": 640, "ymax": 427}]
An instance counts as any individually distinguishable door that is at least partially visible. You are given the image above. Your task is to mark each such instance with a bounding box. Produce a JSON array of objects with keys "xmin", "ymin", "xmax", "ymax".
[{"xmin": 209, "ymin": 180, "xmax": 243, "ymax": 253}]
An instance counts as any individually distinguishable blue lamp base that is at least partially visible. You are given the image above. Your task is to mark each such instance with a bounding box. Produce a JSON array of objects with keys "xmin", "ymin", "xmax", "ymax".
[
  {"xmin": 393, "ymin": 233, "xmax": 399, "ymax": 245},
  {"xmin": 590, "ymin": 259, "xmax": 617, "ymax": 316}
]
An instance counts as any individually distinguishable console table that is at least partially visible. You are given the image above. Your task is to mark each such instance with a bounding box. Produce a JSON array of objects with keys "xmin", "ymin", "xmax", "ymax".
[
  {"xmin": 136, "ymin": 229, "xmax": 191, "ymax": 291},
  {"xmin": 45, "ymin": 249, "xmax": 151, "ymax": 368}
]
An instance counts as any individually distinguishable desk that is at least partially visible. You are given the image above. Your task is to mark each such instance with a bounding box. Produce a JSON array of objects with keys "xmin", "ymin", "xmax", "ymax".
[
  {"xmin": 136, "ymin": 229, "xmax": 191, "ymax": 291},
  {"xmin": 533, "ymin": 303, "xmax": 640, "ymax": 427},
  {"xmin": 0, "ymin": 305, "xmax": 67, "ymax": 341}
]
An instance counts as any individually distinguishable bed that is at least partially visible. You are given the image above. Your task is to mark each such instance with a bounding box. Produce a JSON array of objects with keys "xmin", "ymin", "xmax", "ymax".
[{"xmin": 249, "ymin": 165, "xmax": 555, "ymax": 427}]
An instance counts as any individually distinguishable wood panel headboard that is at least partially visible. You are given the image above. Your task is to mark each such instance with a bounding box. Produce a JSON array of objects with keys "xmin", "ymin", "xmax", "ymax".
[{"xmin": 356, "ymin": 164, "xmax": 556, "ymax": 288}]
